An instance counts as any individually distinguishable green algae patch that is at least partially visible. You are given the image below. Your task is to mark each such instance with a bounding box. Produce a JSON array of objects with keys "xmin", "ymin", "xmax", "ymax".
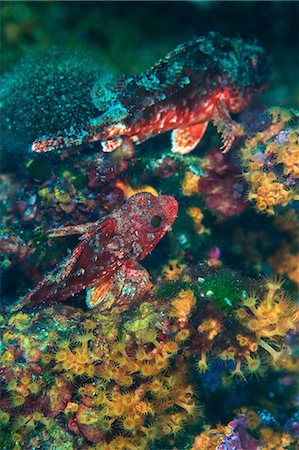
[
  {"xmin": 155, "ymin": 280, "xmax": 191, "ymax": 300},
  {"xmin": 200, "ymin": 272, "xmax": 245, "ymax": 312}
]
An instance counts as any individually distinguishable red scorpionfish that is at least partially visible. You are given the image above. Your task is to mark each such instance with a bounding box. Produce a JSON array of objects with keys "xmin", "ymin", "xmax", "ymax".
[
  {"xmin": 12, "ymin": 193, "xmax": 178, "ymax": 311},
  {"xmin": 32, "ymin": 32, "xmax": 269, "ymax": 155}
]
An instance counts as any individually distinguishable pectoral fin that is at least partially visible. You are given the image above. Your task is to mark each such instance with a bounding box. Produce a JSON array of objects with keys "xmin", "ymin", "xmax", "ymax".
[
  {"xmin": 171, "ymin": 122, "xmax": 208, "ymax": 155},
  {"xmin": 101, "ymin": 139, "xmax": 123, "ymax": 153},
  {"xmin": 86, "ymin": 260, "xmax": 152, "ymax": 310},
  {"xmin": 212, "ymin": 100, "xmax": 244, "ymax": 153}
]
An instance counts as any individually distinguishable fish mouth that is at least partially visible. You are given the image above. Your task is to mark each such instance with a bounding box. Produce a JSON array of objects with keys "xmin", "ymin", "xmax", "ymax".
[{"xmin": 159, "ymin": 195, "xmax": 179, "ymax": 225}]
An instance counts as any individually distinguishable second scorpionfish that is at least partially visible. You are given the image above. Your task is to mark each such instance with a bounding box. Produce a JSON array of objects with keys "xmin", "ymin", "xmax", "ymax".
[
  {"xmin": 32, "ymin": 32, "xmax": 269, "ymax": 156},
  {"xmin": 12, "ymin": 193, "xmax": 178, "ymax": 311}
]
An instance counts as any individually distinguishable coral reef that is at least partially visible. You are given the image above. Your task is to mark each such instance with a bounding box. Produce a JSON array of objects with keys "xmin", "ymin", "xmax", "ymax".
[
  {"xmin": 1, "ymin": 271, "xmax": 298, "ymax": 448},
  {"xmin": 0, "ymin": 296, "xmax": 197, "ymax": 448}
]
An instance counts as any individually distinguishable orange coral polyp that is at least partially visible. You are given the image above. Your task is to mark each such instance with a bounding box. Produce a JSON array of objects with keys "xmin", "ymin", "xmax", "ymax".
[
  {"xmin": 246, "ymin": 355, "xmax": 263, "ymax": 375},
  {"xmin": 137, "ymin": 400, "xmax": 154, "ymax": 415},
  {"xmin": 121, "ymin": 415, "xmax": 139, "ymax": 432},
  {"xmin": 140, "ymin": 362, "xmax": 156, "ymax": 377},
  {"xmin": 55, "ymin": 350, "xmax": 69, "ymax": 362},
  {"xmin": 109, "ymin": 401, "xmax": 124, "ymax": 417},
  {"xmin": 73, "ymin": 364, "xmax": 85, "ymax": 376},
  {"xmin": 121, "ymin": 393, "xmax": 135, "ymax": 407},
  {"xmin": 12, "ymin": 394, "xmax": 26, "ymax": 407},
  {"xmin": 84, "ymin": 364, "xmax": 95, "ymax": 378},
  {"xmin": 163, "ymin": 340, "xmax": 179, "ymax": 354},
  {"xmin": 149, "ymin": 378, "xmax": 164, "ymax": 394},
  {"xmin": 175, "ymin": 328, "xmax": 190, "ymax": 342}
]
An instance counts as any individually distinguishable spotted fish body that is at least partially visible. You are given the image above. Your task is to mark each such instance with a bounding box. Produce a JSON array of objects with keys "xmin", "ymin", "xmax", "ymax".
[
  {"xmin": 13, "ymin": 193, "xmax": 178, "ymax": 311},
  {"xmin": 32, "ymin": 32, "xmax": 269, "ymax": 155}
]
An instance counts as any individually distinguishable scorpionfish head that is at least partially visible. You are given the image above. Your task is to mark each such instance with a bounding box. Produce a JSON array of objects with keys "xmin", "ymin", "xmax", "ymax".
[
  {"xmin": 221, "ymin": 37, "xmax": 270, "ymax": 114},
  {"xmin": 125, "ymin": 192, "xmax": 178, "ymax": 260}
]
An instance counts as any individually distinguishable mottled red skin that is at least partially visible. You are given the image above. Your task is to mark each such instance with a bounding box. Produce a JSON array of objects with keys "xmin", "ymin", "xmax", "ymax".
[
  {"xmin": 13, "ymin": 193, "xmax": 178, "ymax": 311},
  {"xmin": 198, "ymin": 148, "xmax": 247, "ymax": 216},
  {"xmin": 32, "ymin": 33, "xmax": 269, "ymax": 155}
]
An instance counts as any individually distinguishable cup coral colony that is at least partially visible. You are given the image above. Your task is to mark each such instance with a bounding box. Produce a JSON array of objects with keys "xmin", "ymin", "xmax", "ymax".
[{"xmin": 0, "ymin": 31, "xmax": 298, "ymax": 450}]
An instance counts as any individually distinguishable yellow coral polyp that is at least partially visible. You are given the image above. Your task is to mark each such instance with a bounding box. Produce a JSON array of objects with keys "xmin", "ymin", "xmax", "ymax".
[
  {"xmin": 181, "ymin": 171, "xmax": 200, "ymax": 196},
  {"xmin": 15, "ymin": 384, "xmax": 30, "ymax": 397},
  {"xmin": 117, "ymin": 181, "xmax": 158, "ymax": 199},
  {"xmin": 0, "ymin": 410, "xmax": 10, "ymax": 425},
  {"xmin": 197, "ymin": 352, "xmax": 208, "ymax": 373},
  {"xmin": 109, "ymin": 401, "xmax": 124, "ymax": 417},
  {"xmin": 110, "ymin": 436, "xmax": 132, "ymax": 449},
  {"xmin": 154, "ymin": 355, "xmax": 169, "ymax": 371},
  {"xmin": 100, "ymin": 418, "xmax": 114, "ymax": 433},
  {"xmin": 135, "ymin": 348, "xmax": 148, "ymax": 362},
  {"xmin": 62, "ymin": 359, "xmax": 73, "ymax": 371},
  {"xmin": 20, "ymin": 375, "xmax": 31, "ymax": 386},
  {"xmin": 230, "ymin": 360, "xmax": 246, "ymax": 380},
  {"xmin": 245, "ymin": 354, "xmax": 263, "ymax": 376},
  {"xmin": 6, "ymin": 379, "xmax": 18, "ymax": 392},
  {"xmin": 249, "ymin": 342, "xmax": 258, "ymax": 352},
  {"xmin": 84, "ymin": 364, "xmax": 95, "ymax": 378},
  {"xmin": 121, "ymin": 415, "xmax": 139, "ymax": 432},
  {"xmin": 170, "ymin": 289, "xmax": 196, "ymax": 325},
  {"xmin": 187, "ymin": 206, "xmax": 207, "ymax": 234},
  {"xmin": 117, "ymin": 374, "xmax": 134, "ymax": 387},
  {"xmin": 236, "ymin": 334, "xmax": 249, "ymax": 347},
  {"xmin": 160, "ymin": 413, "xmax": 186, "ymax": 435},
  {"xmin": 149, "ymin": 378, "xmax": 164, "ymax": 395},
  {"xmin": 8, "ymin": 313, "xmax": 30, "ymax": 329},
  {"xmin": 100, "ymin": 367, "xmax": 114, "ymax": 381},
  {"xmin": 120, "ymin": 393, "xmax": 135, "ymax": 408},
  {"xmin": 162, "ymin": 340, "xmax": 179, "ymax": 354},
  {"xmin": 1, "ymin": 349, "xmax": 15, "ymax": 364},
  {"xmin": 260, "ymin": 428, "xmax": 294, "ymax": 449},
  {"xmin": 72, "ymin": 364, "xmax": 85, "ymax": 376},
  {"xmin": 64, "ymin": 402, "xmax": 79, "ymax": 415},
  {"xmin": 162, "ymin": 259, "xmax": 186, "ymax": 281},
  {"xmin": 141, "ymin": 425, "xmax": 158, "ymax": 442},
  {"xmin": 139, "ymin": 362, "xmax": 156, "ymax": 378},
  {"xmin": 55, "ymin": 349, "xmax": 69, "ymax": 362},
  {"xmin": 198, "ymin": 319, "xmax": 222, "ymax": 340},
  {"xmin": 12, "ymin": 394, "xmax": 26, "ymax": 407},
  {"xmin": 41, "ymin": 353, "xmax": 52, "ymax": 365},
  {"xmin": 137, "ymin": 400, "xmax": 154, "ymax": 415},
  {"xmin": 175, "ymin": 328, "xmax": 190, "ymax": 342},
  {"xmin": 28, "ymin": 381, "xmax": 41, "ymax": 395}
]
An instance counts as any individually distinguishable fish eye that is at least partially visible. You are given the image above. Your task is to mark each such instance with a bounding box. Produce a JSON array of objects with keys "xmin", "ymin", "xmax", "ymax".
[{"xmin": 150, "ymin": 215, "xmax": 163, "ymax": 228}]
